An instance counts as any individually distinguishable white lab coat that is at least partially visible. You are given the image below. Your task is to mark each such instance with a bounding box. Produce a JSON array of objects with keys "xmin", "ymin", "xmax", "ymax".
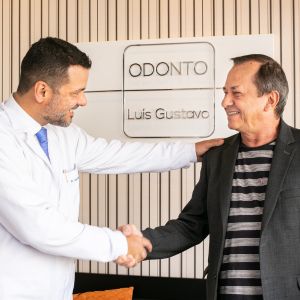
[{"xmin": 0, "ymin": 97, "xmax": 196, "ymax": 300}]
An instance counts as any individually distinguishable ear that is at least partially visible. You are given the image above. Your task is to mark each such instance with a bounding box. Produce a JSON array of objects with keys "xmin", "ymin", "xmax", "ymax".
[
  {"xmin": 34, "ymin": 81, "xmax": 52, "ymax": 104},
  {"xmin": 264, "ymin": 90, "xmax": 280, "ymax": 112}
]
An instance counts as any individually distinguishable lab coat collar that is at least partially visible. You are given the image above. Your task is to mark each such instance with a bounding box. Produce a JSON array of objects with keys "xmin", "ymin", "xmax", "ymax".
[
  {"xmin": 3, "ymin": 96, "xmax": 52, "ymax": 166},
  {"xmin": 4, "ymin": 96, "xmax": 42, "ymax": 135}
]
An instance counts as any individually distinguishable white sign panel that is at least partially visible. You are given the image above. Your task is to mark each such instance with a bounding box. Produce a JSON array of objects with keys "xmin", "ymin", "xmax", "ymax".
[
  {"xmin": 75, "ymin": 35, "xmax": 274, "ymax": 142},
  {"xmin": 123, "ymin": 43, "xmax": 215, "ymax": 137}
]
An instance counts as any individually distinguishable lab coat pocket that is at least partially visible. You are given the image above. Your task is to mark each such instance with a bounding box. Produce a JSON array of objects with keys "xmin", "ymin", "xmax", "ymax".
[{"xmin": 63, "ymin": 167, "xmax": 79, "ymax": 183}]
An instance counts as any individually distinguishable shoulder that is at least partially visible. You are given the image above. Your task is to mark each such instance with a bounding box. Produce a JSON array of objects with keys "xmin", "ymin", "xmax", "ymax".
[{"xmin": 205, "ymin": 133, "xmax": 239, "ymax": 157}]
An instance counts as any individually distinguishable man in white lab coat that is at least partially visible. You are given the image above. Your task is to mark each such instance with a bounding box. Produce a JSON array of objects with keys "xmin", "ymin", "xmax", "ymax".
[{"xmin": 0, "ymin": 37, "xmax": 222, "ymax": 299}]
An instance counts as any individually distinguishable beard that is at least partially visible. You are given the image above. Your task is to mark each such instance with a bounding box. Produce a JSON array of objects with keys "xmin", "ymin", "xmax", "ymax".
[{"xmin": 43, "ymin": 93, "xmax": 73, "ymax": 127}]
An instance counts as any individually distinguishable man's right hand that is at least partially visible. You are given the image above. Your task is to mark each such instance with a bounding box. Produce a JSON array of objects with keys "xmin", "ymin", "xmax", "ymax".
[
  {"xmin": 195, "ymin": 138, "xmax": 224, "ymax": 161},
  {"xmin": 115, "ymin": 224, "xmax": 152, "ymax": 268}
]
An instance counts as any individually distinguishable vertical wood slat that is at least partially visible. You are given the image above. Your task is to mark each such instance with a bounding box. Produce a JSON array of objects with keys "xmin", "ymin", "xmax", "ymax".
[
  {"xmin": 0, "ymin": 0, "xmax": 3, "ymax": 101},
  {"xmin": 140, "ymin": 0, "xmax": 149, "ymax": 39},
  {"xmin": 250, "ymin": 0, "xmax": 259, "ymax": 34},
  {"xmin": 19, "ymin": 0, "xmax": 30, "ymax": 63},
  {"xmin": 117, "ymin": 174, "xmax": 129, "ymax": 275},
  {"xmin": 270, "ymin": 0, "xmax": 281, "ymax": 62},
  {"xmin": 159, "ymin": 171, "xmax": 170, "ymax": 277},
  {"xmin": 117, "ymin": 0, "xmax": 128, "ymax": 40},
  {"xmin": 194, "ymin": 0, "xmax": 203, "ymax": 36},
  {"xmin": 98, "ymin": 0, "xmax": 107, "ymax": 41},
  {"xmin": 11, "ymin": 0, "xmax": 20, "ymax": 93},
  {"xmin": 108, "ymin": 174, "xmax": 117, "ymax": 274},
  {"xmin": 41, "ymin": 0, "xmax": 49, "ymax": 37},
  {"xmin": 2, "ymin": 0, "xmax": 11, "ymax": 100},
  {"xmin": 159, "ymin": 0, "xmax": 169, "ymax": 38},
  {"xmin": 98, "ymin": 175, "xmax": 108, "ymax": 274},
  {"xmin": 295, "ymin": 0, "xmax": 300, "ymax": 128},
  {"xmin": 66, "ymin": 0, "xmax": 77, "ymax": 42},
  {"xmin": 58, "ymin": 0, "xmax": 67, "ymax": 40},
  {"xmin": 213, "ymin": 0, "xmax": 223, "ymax": 36},
  {"xmin": 141, "ymin": 172, "xmax": 150, "ymax": 276},
  {"xmin": 90, "ymin": 174, "xmax": 98, "ymax": 273},
  {"xmin": 259, "ymin": 0, "xmax": 270, "ymax": 34},
  {"xmin": 30, "ymin": 0, "xmax": 42, "ymax": 43},
  {"xmin": 181, "ymin": 0, "xmax": 194, "ymax": 37},
  {"xmin": 103, "ymin": 0, "xmax": 117, "ymax": 274},
  {"xmin": 169, "ymin": 0, "xmax": 180, "ymax": 38},
  {"xmin": 169, "ymin": 169, "xmax": 182, "ymax": 278},
  {"xmin": 108, "ymin": 0, "xmax": 117, "ymax": 41},
  {"xmin": 48, "ymin": 0, "xmax": 58, "ymax": 37},
  {"xmin": 78, "ymin": 0, "xmax": 90, "ymax": 42},
  {"xmin": 149, "ymin": 173, "xmax": 159, "ymax": 276},
  {"xmin": 236, "ymin": 0, "xmax": 250, "ymax": 35},
  {"xmin": 281, "ymin": 0, "xmax": 295, "ymax": 126},
  {"xmin": 137, "ymin": 0, "xmax": 149, "ymax": 278},
  {"xmin": 168, "ymin": 0, "xmax": 182, "ymax": 277},
  {"xmin": 181, "ymin": 0, "xmax": 196, "ymax": 277},
  {"xmin": 148, "ymin": 0, "xmax": 159, "ymax": 39},
  {"xmin": 116, "ymin": 0, "xmax": 129, "ymax": 276},
  {"xmin": 202, "ymin": 0, "xmax": 214, "ymax": 36},
  {"xmin": 128, "ymin": 173, "xmax": 142, "ymax": 276},
  {"xmin": 223, "ymin": 0, "xmax": 235, "ymax": 35},
  {"xmin": 79, "ymin": 173, "xmax": 91, "ymax": 273},
  {"xmin": 128, "ymin": 0, "xmax": 140, "ymax": 40},
  {"xmin": 90, "ymin": 0, "xmax": 98, "ymax": 42},
  {"xmin": 194, "ymin": 162, "xmax": 204, "ymax": 277},
  {"xmin": 181, "ymin": 165, "xmax": 196, "ymax": 278}
]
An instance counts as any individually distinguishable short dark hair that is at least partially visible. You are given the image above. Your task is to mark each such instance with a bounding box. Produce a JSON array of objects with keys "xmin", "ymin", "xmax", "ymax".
[
  {"xmin": 231, "ymin": 54, "xmax": 289, "ymax": 117},
  {"xmin": 17, "ymin": 37, "xmax": 92, "ymax": 94}
]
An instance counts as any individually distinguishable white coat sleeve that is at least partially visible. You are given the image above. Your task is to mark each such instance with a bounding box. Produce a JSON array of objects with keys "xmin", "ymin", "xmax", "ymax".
[
  {"xmin": 73, "ymin": 125, "xmax": 197, "ymax": 173},
  {"xmin": 0, "ymin": 131, "xmax": 127, "ymax": 262}
]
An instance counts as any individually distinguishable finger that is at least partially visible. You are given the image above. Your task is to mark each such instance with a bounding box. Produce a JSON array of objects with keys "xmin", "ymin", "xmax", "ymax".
[
  {"xmin": 142, "ymin": 237, "xmax": 152, "ymax": 253},
  {"xmin": 121, "ymin": 256, "xmax": 137, "ymax": 268},
  {"xmin": 122, "ymin": 224, "xmax": 133, "ymax": 236},
  {"xmin": 207, "ymin": 138, "xmax": 224, "ymax": 148},
  {"xmin": 127, "ymin": 259, "xmax": 138, "ymax": 268},
  {"xmin": 115, "ymin": 255, "xmax": 128, "ymax": 265},
  {"xmin": 116, "ymin": 255, "xmax": 135, "ymax": 267},
  {"xmin": 129, "ymin": 224, "xmax": 143, "ymax": 237},
  {"xmin": 118, "ymin": 224, "xmax": 133, "ymax": 236}
]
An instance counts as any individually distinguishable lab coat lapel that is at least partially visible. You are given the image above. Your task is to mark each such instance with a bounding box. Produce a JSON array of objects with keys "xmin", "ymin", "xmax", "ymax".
[{"xmin": 25, "ymin": 133, "xmax": 52, "ymax": 168}]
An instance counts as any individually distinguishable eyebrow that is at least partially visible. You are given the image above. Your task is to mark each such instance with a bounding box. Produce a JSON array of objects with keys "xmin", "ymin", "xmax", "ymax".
[
  {"xmin": 73, "ymin": 87, "xmax": 86, "ymax": 93},
  {"xmin": 223, "ymin": 85, "xmax": 240, "ymax": 92}
]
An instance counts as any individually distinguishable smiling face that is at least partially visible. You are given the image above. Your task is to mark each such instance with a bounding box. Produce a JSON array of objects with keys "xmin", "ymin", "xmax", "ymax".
[
  {"xmin": 42, "ymin": 65, "xmax": 89, "ymax": 127},
  {"xmin": 222, "ymin": 61, "xmax": 271, "ymax": 135}
]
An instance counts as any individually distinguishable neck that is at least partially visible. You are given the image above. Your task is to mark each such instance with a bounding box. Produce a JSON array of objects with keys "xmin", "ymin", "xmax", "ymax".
[{"xmin": 241, "ymin": 118, "xmax": 280, "ymax": 147}]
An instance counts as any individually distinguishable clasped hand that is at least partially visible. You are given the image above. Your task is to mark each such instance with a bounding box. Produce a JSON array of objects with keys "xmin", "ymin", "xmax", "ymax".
[{"xmin": 115, "ymin": 224, "xmax": 151, "ymax": 268}]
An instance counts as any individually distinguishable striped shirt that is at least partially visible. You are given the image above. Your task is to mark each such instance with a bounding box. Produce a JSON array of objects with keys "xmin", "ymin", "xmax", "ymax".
[{"xmin": 218, "ymin": 142, "xmax": 275, "ymax": 300}]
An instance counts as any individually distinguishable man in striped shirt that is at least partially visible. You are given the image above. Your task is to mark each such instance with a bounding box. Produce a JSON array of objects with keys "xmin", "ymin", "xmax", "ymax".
[{"xmin": 121, "ymin": 54, "xmax": 300, "ymax": 300}]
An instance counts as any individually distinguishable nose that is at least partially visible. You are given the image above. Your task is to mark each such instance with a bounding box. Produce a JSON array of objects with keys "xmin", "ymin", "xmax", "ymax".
[
  {"xmin": 221, "ymin": 93, "xmax": 233, "ymax": 109},
  {"xmin": 78, "ymin": 92, "xmax": 87, "ymax": 107}
]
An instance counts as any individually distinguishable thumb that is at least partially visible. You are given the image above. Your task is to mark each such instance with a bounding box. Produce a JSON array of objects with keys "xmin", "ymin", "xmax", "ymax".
[
  {"xmin": 118, "ymin": 224, "xmax": 132, "ymax": 236},
  {"xmin": 142, "ymin": 237, "xmax": 152, "ymax": 253}
]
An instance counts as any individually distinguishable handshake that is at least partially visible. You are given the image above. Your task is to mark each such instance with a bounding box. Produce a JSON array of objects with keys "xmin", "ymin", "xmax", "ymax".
[{"xmin": 115, "ymin": 224, "xmax": 152, "ymax": 268}]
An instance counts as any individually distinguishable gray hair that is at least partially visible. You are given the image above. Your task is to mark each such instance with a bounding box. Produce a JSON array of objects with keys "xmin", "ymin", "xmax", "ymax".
[{"xmin": 231, "ymin": 54, "xmax": 289, "ymax": 117}]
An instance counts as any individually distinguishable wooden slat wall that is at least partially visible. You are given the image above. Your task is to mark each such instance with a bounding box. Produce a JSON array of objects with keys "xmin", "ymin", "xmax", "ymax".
[{"xmin": 1, "ymin": 0, "xmax": 299, "ymax": 279}]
